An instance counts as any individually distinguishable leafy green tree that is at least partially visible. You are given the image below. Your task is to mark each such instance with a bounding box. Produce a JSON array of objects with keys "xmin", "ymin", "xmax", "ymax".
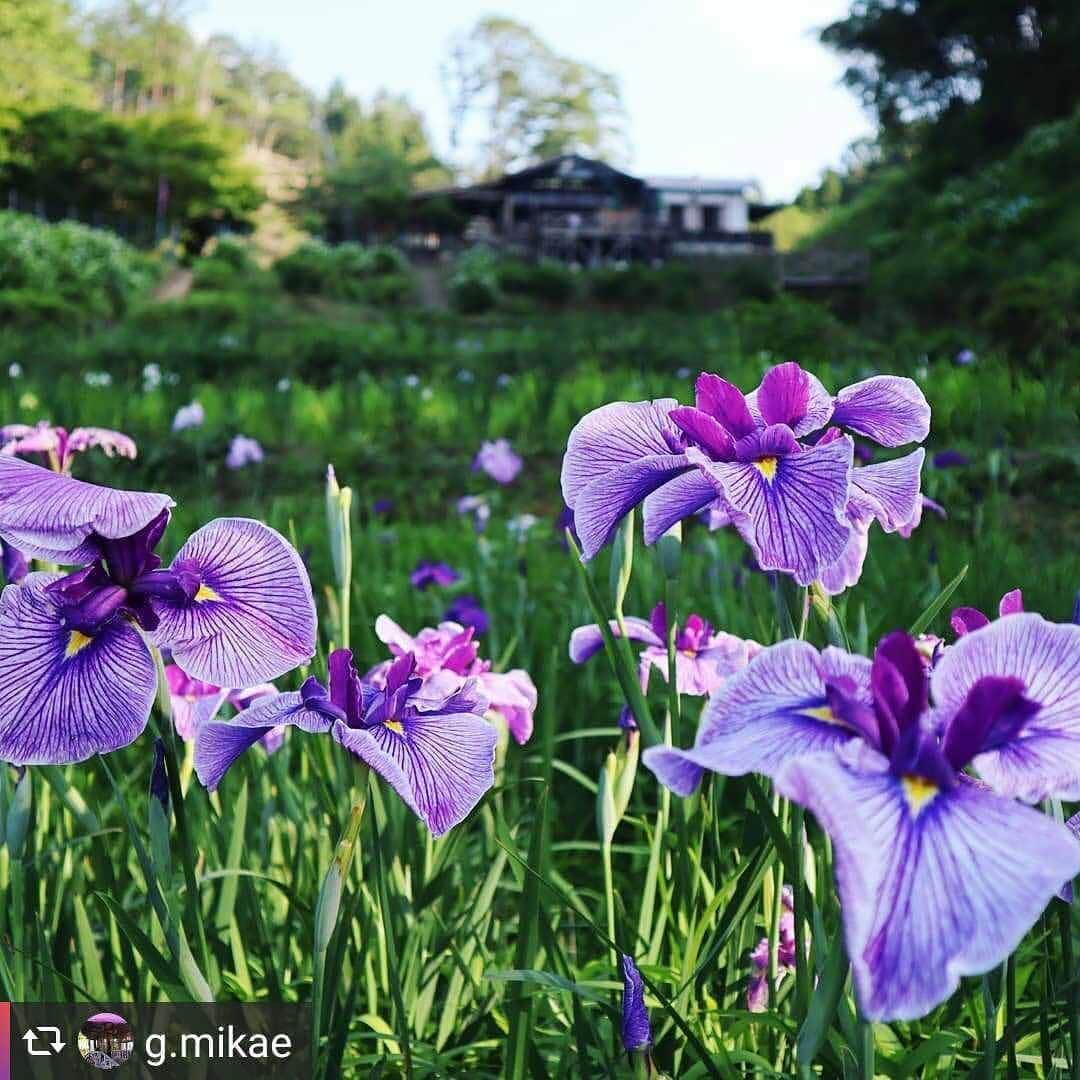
[
  {"xmin": 442, "ymin": 16, "xmax": 628, "ymax": 176},
  {"xmin": 0, "ymin": 0, "xmax": 92, "ymax": 114}
]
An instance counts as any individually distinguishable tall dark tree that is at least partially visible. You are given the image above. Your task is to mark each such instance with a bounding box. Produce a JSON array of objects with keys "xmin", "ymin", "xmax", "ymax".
[{"xmin": 822, "ymin": 2, "xmax": 1080, "ymax": 169}]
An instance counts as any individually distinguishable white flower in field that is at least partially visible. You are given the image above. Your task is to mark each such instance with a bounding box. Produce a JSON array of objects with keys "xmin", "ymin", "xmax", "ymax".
[
  {"xmin": 405, "ymin": 374, "xmax": 420, "ymax": 388},
  {"xmin": 142, "ymin": 363, "xmax": 162, "ymax": 392},
  {"xmin": 277, "ymin": 377, "xmax": 291, "ymax": 392},
  {"xmin": 421, "ymin": 387, "xmax": 434, "ymax": 401},
  {"xmin": 496, "ymin": 373, "xmax": 512, "ymax": 388},
  {"xmin": 508, "ymin": 513, "xmax": 539, "ymax": 539},
  {"xmin": 84, "ymin": 371, "xmax": 113, "ymax": 388},
  {"xmin": 226, "ymin": 434, "xmax": 264, "ymax": 470},
  {"xmin": 18, "ymin": 391, "xmax": 39, "ymax": 410},
  {"xmin": 457, "ymin": 369, "xmax": 475, "ymax": 383},
  {"xmin": 7, "ymin": 363, "xmax": 22, "ymax": 379},
  {"xmin": 172, "ymin": 401, "xmax": 205, "ymax": 432},
  {"xmin": 676, "ymin": 367, "xmax": 691, "ymax": 379}
]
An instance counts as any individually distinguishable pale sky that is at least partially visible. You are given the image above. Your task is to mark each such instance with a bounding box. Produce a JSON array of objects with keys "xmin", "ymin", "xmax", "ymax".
[{"xmin": 186, "ymin": 0, "xmax": 875, "ymax": 201}]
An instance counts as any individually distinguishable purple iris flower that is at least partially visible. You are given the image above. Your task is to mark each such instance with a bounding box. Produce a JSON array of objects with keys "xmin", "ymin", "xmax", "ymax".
[
  {"xmin": 932, "ymin": 450, "xmax": 969, "ymax": 469},
  {"xmin": 172, "ymin": 402, "xmax": 205, "ymax": 432},
  {"xmin": 746, "ymin": 885, "xmax": 797, "ymax": 1012},
  {"xmin": 620, "ymin": 955, "xmax": 653, "ymax": 1054},
  {"xmin": 643, "ymin": 616, "xmax": 1080, "ymax": 1020},
  {"xmin": 195, "ymin": 649, "xmax": 498, "ymax": 836},
  {"xmin": 409, "ymin": 560, "xmax": 460, "ymax": 590},
  {"xmin": 444, "ymin": 594, "xmax": 489, "ymax": 635},
  {"xmin": 0, "ymin": 456, "xmax": 316, "ymax": 765},
  {"xmin": 570, "ymin": 602, "xmax": 760, "ymax": 696},
  {"xmin": 367, "ymin": 615, "xmax": 537, "ymax": 744},
  {"xmin": 951, "ymin": 587, "xmax": 1023, "ymax": 637},
  {"xmin": 560, "ymin": 362, "xmax": 930, "ymax": 590},
  {"xmin": 165, "ymin": 663, "xmax": 283, "ymax": 752},
  {"xmin": 456, "ymin": 495, "xmax": 491, "ymax": 533},
  {"xmin": 225, "ymin": 435, "xmax": 264, "ymax": 470},
  {"xmin": 1, "ymin": 420, "xmax": 136, "ymax": 473},
  {"xmin": 473, "ymin": 438, "xmax": 523, "ymax": 485}
]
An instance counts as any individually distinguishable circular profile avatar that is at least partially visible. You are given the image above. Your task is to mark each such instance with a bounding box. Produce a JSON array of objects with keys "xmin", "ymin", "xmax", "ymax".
[{"xmin": 77, "ymin": 1013, "xmax": 135, "ymax": 1070}]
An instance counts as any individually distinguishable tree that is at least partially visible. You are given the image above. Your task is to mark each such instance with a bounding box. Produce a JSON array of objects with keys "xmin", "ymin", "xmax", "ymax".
[
  {"xmin": 443, "ymin": 16, "xmax": 628, "ymax": 177},
  {"xmin": 822, "ymin": 1, "xmax": 1080, "ymax": 169},
  {"xmin": 0, "ymin": 0, "xmax": 92, "ymax": 114}
]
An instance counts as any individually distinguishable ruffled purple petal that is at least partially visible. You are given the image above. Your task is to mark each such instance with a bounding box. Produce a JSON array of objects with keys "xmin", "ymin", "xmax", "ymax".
[
  {"xmin": 573, "ymin": 455, "xmax": 691, "ymax": 561},
  {"xmin": 932, "ymin": 614, "xmax": 1080, "ymax": 801},
  {"xmin": 639, "ymin": 632, "xmax": 752, "ymax": 696},
  {"xmin": 694, "ymin": 434, "xmax": 854, "ymax": 586},
  {"xmin": 152, "ymin": 518, "xmax": 316, "ymax": 688},
  {"xmin": 560, "ymin": 399, "xmax": 681, "ymax": 508},
  {"xmin": 746, "ymin": 363, "xmax": 833, "ymax": 437},
  {"xmin": 332, "ymin": 703, "xmax": 498, "ymax": 837},
  {"xmin": 193, "ymin": 688, "xmax": 335, "ymax": 791},
  {"xmin": 642, "ymin": 640, "xmax": 869, "ymax": 795},
  {"xmin": 830, "ymin": 376, "xmax": 931, "ymax": 447},
  {"xmin": 642, "ymin": 469, "xmax": 718, "ymax": 544},
  {"xmin": 695, "ymin": 373, "xmax": 756, "ymax": 438},
  {"xmin": 0, "ymin": 455, "xmax": 174, "ymax": 565},
  {"xmin": 0, "ymin": 572, "xmax": 156, "ymax": 764},
  {"xmin": 569, "ymin": 617, "xmax": 662, "ymax": 664},
  {"xmin": 777, "ymin": 744, "xmax": 1080, "ymax": 1021},
  {"xmin": 848, "ymin": 449, "xmax": 926, "ymax": 533},
  {"xmin": 476, "ymin": 668, "xmax": 537, "ymax": 745},
  {"xmin": 818, "ymin": 517, "xmax": 870, "ymax": 596}
]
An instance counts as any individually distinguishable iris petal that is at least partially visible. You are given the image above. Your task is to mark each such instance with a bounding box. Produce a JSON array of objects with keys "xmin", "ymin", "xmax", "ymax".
[
  {"xmin": 777, "ymin": 744, "xmax": 1080, "ymax": 1020},
  {"xmin": 0, "ymin": 455, "xmax": 174, "ymax": 565},
  {"xmin": 932, "ymin": 614, "xmax": 1080, "ymax": 801},
  {"xmin": 152, "ymin": 518, "xmax": 317, "ymax": 688},
  {"xmin": 0, "ymin": 572, "xmax": 156, "ymax": 764},
  {"xmin": 830, "ymin": 375, "xmax": 931, "ymax": 447}
]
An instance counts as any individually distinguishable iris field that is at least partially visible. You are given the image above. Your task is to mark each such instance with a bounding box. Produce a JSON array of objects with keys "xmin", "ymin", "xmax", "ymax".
[{"xmin": 1, "ymin": 303, "xmax": 1079, "ymax": 1078}]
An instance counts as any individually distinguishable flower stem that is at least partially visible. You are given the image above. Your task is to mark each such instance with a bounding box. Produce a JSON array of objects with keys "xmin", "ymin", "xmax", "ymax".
[
  {"xmin": 857, "ymin": 1013, "xmax": 874, "ymax": 1080},
  {"xmin": 1059, "ymin": 901, "xmax": 1079, "ymax": 1080},
  {"xmin": 791, "ymin": 805, "xmax": 810, "ymax": 1022},
  {"xmin": 602, "ymin": 838, "xmax": 617, "ymax": 966},
  {"xmin": 1005, "ymin": 954, "xmax": 1018, "ymax": 1080}
]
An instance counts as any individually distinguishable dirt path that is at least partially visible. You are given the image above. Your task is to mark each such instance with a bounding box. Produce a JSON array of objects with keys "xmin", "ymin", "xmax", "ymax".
[
  {"xmin": 153, "ymin": 267, "xmax": 194, "ymax": 301},
  {"xmin": 413, "ymin": 263, "xmax": 448, "ymax": 310}
]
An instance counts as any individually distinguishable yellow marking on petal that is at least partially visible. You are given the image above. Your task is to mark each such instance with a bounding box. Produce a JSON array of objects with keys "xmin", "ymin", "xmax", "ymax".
[
  {"xmin": 65, "ymin": 630, "xmax": 93, "ymax": 658},
  {"xmin": 682, "ymin": 649, "xmax": 697, "ymax": 658},
  {"xmin": 902, "ymin": 774, "xmax": 939, "ymax": 817},
  {"xmin": 194, "ymin": 584, "xmax": 221, "ymax": 603},
  {"xmin": 802, "ymin": 705, "xmax": 837, "ymax": 724},
  {"xmin": 754, "ymin": 456, "xmax": 779, "ymax": 481},
  {"xmin": 384, "ymin": 720, "xmax": 405, "ymax": 736}
]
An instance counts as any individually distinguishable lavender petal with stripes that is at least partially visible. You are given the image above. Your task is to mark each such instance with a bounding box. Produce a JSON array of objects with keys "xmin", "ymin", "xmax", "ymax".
[{"xmin": 0, "ymin": 459, "xmax": 316, "ymax": 765}]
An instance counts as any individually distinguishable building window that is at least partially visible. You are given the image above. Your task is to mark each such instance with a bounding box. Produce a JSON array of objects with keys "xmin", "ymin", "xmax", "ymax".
[
  {"xmin": 668, "ymin": 204, "xmax": 684, "ymax": 230},
  {"xmin": 702, "ymin": 205, "xmax": 720, "ymax": 232}
]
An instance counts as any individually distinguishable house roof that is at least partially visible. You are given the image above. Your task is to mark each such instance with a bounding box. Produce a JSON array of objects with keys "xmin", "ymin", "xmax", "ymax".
[{"xmin": 646, "ymin": 175, "xmax": 760, "ymax": 197}]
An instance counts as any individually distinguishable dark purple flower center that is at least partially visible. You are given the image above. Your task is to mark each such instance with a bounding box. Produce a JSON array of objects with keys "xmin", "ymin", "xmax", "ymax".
[
  {"xmin": 46, "ymin": 509, "xmax": 199, "ymax": 635},
  {"xmin": 649, "ymin": 602, "xmax": 712, "ymax": 656},
  {"xmin": 307, "ymin": 648, "xmax": 421, "ymax": 734},
  {"xmin": 818, "ymin": 632, "xmax": 1041, "ymax": 805}
]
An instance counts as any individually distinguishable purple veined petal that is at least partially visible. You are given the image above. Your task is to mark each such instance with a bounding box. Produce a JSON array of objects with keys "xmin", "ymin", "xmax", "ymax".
[
  {"xmin": 572, "ymin": 454, "xmax": 693, "ymax": 561},
  {"xmin": 950, "ymin": 606, "xmax": 990, "ymax": 637},
  {"xmin": 668, "ymin": 407, "xmax": 736, "ymax": 459},
  {"xmin": 848, "ymin": 449, "xmax": 926, "ymax": 533},
  {"xmin": 620, "ymin": 954, "xmax": 653, "ymax": 1052},
  {"xmin": 999, "ymin": 589, "xmax": 1024, "ymax": 616},
  {"xmin": 695, "ymin": 373, "xmax": 756, "ymax": 438},
  {"xmin": 65, "ymin": 427, "xmax": 137, "ymax": 461},
  {"xmin": 641, "ymin": 640, "xmax": 867, "ymax": 795},
  {"xmin": 642, "ymin": 469, "xmax": 718, "ymax": 544},
  {"xmin": 897, "ymin": 495, "xmax": 946, "ymax": 539},
  {"xmin": 932, "ymin": 614, "xmax": 1080, "ymax": 802},
  {"xmin": 746, "ymin": 363, "xmax": 833, "ymax": 437},
  {"xmin": 776, "ymin": 745, "xmax": 1080, "ymax": 1021},
  {"xmin": 374, "ymin": 614, "xmax": 417, "ymax": 655},
  {"xmin": 193, "ymin": 687, "xmax": 336, "ymax": 791},
  {"xmin": 560, "ymin": 398, "xmax": 682, "ymax": 509},
  {"xmin": 818, "ymin": 516, "xmax": 870, "ymax": 597},
  {"xmin": 152, "ymin": 518, "xmax": 317, "ymax": 689},
  {"xmin": 0, "ymin": 455, "xmax": 174, "ymax": 565},
  {"xmin": 694, "ymin": 434, "xmax": 854, "ymax": 586},
  {"xmin": 830, "ymin": 375, "xmax": 931, "ymax": 447},
  {"xmin": 569, "ymin": 616, "xmax": 662, "ymax": 664},
  {"xmin": 332, "ymin": 707, "xmax": 498, "ymax": 837},
  {"xmin": 476, "ymin": 668, "xmax": 537, "ymax": 745},
  {"xmin": 0, "ymin": 572, "xmax": 156, "ymax": 764}
]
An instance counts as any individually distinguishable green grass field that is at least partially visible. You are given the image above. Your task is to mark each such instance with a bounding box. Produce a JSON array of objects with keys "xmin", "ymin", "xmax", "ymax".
[{"xmin": 1, "ymin": 305, "xmax": 1078, "ymax": 1076}]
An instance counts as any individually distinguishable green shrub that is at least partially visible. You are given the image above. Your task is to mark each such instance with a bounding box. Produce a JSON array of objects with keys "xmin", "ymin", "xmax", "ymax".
[
  {"xmin": 587, "ymin": 263, "xmax": 654, "ymax": 307},
  {"xmin": 365, "ymin": 244, "xmax": 408, "ymax": 277},
  {"xmin": 359, "ymin": 273, "xmax": 413, "ymax": 307},
  {"xmin": 275, "ymin": 240, "xmax": 335, "ymax": 295},
  {"xmin": 0, "ymin": 211, "xmax": 157, "ymax": 319},
  {"xmin": 0, "ymin": 287, "xmax": 87, "ymax": 327},
  {"xmin": 496, "ymin": 259, "xmax": 577, "ymax": 306},
  {"xmin": 733, "ymin": 294, "xmax": 856, "ymax": 361},
  {"xmin": 449, "ymin": 248, "xmax": 499, "ymax": 314}
]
